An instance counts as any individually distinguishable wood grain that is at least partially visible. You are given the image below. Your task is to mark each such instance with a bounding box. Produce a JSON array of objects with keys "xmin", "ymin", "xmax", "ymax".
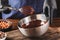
[
  {"xmin": 6, "ymin": 27, "xmax": 60, "ymax": 40},
  {"xmin": 0, "ymin": 18, "xmax": 60, "ymax": 40}
]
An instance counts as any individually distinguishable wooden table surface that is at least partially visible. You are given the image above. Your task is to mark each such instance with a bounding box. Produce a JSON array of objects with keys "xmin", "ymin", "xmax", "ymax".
[
  {"xmin": 6, "ymin": 27, "xmax": 60, "ymax": 40},
  {"xmin": 0, "ymin": 18, "xmax": 60, "ymax": 40}
]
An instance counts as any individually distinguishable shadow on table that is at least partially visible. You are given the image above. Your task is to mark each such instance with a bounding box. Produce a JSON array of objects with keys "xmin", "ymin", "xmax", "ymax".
[
  {"xmin": 6, "ymin": 38, "xmax": 13, "ymax": 40},
  {"xmin": 5, "ymin": 31, "xmax": 60, "ymax": 40},
  {"xmin": 21, "ymin": 32, "xmax": 60, "ymax": 40}
]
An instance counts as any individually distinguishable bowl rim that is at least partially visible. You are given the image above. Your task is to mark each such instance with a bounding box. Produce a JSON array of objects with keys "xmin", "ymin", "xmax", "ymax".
[
  {"xmin": 18, "ymin": 14, "xmax": 49, "ymax": 29},
  {"xmin": 18, "ymin": 19, "xmax": 49, "ymax": 29},
  {"xmin": 0, "ymin": 32, "xmax": 7, "ymax": 40},
  {"xmin": 19, "ymin": 14, "xmax": 49, "ymax": 22}
]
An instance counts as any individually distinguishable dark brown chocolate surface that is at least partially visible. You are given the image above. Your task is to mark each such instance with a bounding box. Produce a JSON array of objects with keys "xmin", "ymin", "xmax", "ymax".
[{"xmin": 21, "ymin": 20, "xmax": 41, "ymax": 28}]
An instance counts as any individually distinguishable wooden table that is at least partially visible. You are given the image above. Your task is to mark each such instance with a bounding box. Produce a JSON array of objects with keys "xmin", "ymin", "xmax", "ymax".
[
  {"xmin": 0, "ymin": 18, "xmax": 60, "ymax": 40},
  {"xmin": 6, "ymin": 27, "xmax": 60, "ymax": 40}
]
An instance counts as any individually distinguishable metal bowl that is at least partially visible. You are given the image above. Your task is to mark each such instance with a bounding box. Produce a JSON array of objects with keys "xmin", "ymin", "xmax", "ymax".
[
  {"xmin": 0, "ymin": 31, "xmax": 7, "ymax": 40},
  {"xmin": 18, "ymin": 14, "xmax": 49, "ymax": 37}
]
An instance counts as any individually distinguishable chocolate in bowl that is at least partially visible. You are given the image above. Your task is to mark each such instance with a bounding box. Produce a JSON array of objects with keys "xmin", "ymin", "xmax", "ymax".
[
  {"xmin": 19, "ymin": 20, "xmax": 47, "ymax": 28},
  {"xmin": 18, "ymin": 14, "xmax": 49, "ymax": 37},
  {"xmin": 0, "ymin": 20, "xmax": 12, "ymax": 32}
]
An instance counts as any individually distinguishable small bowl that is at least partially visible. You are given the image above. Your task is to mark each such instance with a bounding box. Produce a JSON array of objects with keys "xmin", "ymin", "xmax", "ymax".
[
  {"xmin": 0, "ymin": 19, "xmax": 12, "ymax": 32},
  {"xmin": 18, "ymin": 14, "xmax": 49, "ymax": 37},
  {"xmin": 0, "ymin": 31, "xmax": 7, "ymax": 40}
]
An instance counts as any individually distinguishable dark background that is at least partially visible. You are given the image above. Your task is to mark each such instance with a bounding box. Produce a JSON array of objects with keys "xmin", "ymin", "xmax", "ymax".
[{"xmin": 56, "ymin": 0, "xmax": 60, "ymax": 18}]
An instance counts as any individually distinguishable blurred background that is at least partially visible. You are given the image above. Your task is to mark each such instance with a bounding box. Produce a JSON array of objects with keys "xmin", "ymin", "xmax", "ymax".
[
  {"xmin": 56, "ymin": 0, "xmax": 60, "ymax": 18},
  {"xmin": 0, "ymin": 0, "xmax": 60, "ymax": 19}
]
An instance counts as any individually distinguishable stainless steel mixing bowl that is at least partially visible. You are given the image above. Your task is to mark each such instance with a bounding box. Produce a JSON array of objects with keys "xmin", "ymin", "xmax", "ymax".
[{"xmin": 18, "ymin": 14, "xmax": 49, "ymax": 37}]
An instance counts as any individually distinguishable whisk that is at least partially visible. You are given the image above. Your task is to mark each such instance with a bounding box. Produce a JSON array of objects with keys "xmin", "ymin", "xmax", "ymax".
[{"xmin": 2, "ymin": 6, "xmax": 35, "ymax": 15}]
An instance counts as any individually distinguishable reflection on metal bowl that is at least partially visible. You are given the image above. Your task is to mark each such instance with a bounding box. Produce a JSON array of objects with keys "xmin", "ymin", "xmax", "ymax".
[{"xmin": 18, "ymin": 14, "xmax": 49, "ymax": 37}]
